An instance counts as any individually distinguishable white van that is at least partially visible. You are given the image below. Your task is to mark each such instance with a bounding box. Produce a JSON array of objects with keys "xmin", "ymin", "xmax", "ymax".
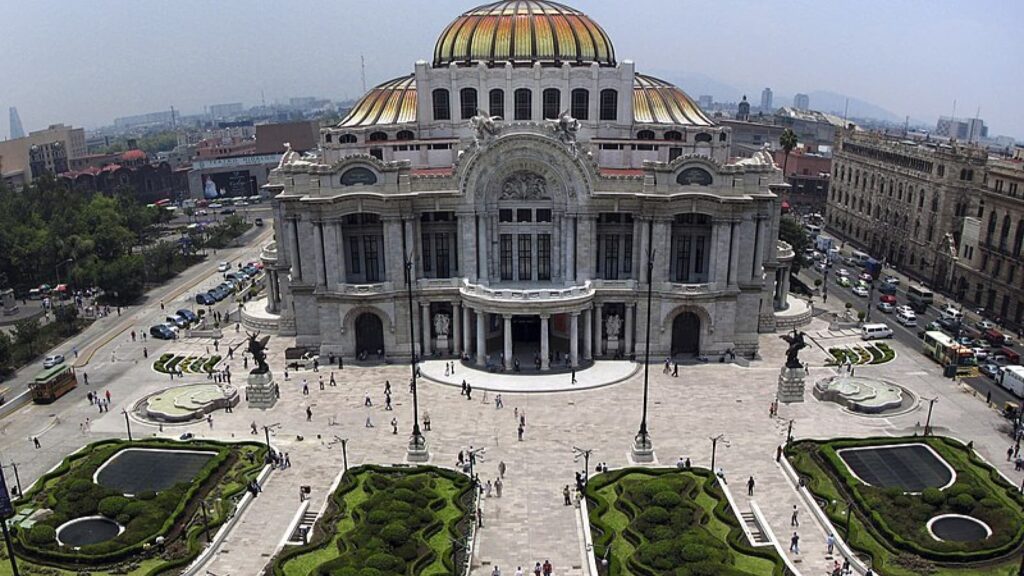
[
  {"xmin": 940, "ymin": 306, "xmax": 963, "ymax": 322},
  {"xmin": 895, "ymin": 309, "xmax": 917, "ymax": 327},
  {"xmin": 861, "ymin": 323, "xmax": 894, "ymax": 340}
]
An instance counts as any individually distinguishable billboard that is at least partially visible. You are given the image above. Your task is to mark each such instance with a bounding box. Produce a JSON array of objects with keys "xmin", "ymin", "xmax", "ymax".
[{"xmin": 202, "ymin": 170, "xmax": 256, "ymax": 199}]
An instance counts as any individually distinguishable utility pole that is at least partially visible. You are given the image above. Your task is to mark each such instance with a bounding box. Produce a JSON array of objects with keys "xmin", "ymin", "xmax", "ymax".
[
  {"xmin": 263, "ymin": 423, "xmax": 281, "ymax": 458},
  {"xmin": 6, "ymin": 463, "xmax": 21, "ymax": 499},
  {"xmin": 573, "ymin": 446, "xmax": 594, "ymax": 484}
]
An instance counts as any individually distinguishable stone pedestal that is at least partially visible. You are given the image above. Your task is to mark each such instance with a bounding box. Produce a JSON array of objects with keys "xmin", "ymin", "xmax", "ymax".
[
  {"xmin": 246, "ymin": 371, "xmax": 278, "ymax": 409},
  {"xmin": 406, "ymin": 435, "xmax": 430, "ymax": 463},
  {"xmin": 436, "ymin": 336, "xmax": 450, "ymax": 355},
  {"xmin": 630, "ymin": 433, "xmax": 656, "ymax": 463},
  {"xmin": 606, "ymin": 336, "xmax": 620, "ymax": 355},
  {"xmin": 777, "ymin": 366, "xmax": 806, "ymax": 403}
]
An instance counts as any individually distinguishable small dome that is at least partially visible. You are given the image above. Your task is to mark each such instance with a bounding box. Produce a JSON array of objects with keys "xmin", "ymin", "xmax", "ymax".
[
  {"xmin": 121, "ymin": 149, "xmax": 147, "ymax": 162},
  {"xmin": 434, "ymin": 1, "xmax": 615, "ymax": 68},
  {"xmin": 633, "ymin": 74, "xmax": 714, "ymax": 126},
  {"xmin": 339, "ymin": 75, "xmax": 417, "ymax": 128}
]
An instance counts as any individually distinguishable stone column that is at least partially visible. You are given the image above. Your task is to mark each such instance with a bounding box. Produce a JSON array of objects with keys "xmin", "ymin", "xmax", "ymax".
[
  {"xmin": 707, "ymin": 221, "xmax": 720, "ymax": 286},
  {"xmin": 478, "ymin": 214, "xmax": 489, "ymax": 283},
  {"xmin": 728, "ymin": 221, "xmax": 740, "ymax": 286},
  {"xmin": 476, "ymin": 311, "xmax": 487, "ymax": 366},
  {"xmin": 632, "ymin": 217, "xmax": 643, "ymax": 280},
  {"xmin": 287, "ymin": 219, "xmax": 302, "ymax": 281},
  {"xmin": 752, "ymin": 216, "xmax": 765, "ymax": 280},
  {"xmin": 503, "ymin": 314, "xmax": 513, "ymax": 370},
  {"xmin": 404, "ymin": 218, "xmax": 417, "ymax": 279},
  {"xmin": 462, "ymin": 305, "xmax": 473, "ymax": 356},
  {"xmin": 578, "ymin": 216, "xmax": 596, "ymax": 281},
  {"xmin": 323, "ymin": 222, "xmax": 340, "ymax": 289},
  {"xmin": 781, "ymin": 268, "xmax": 791, "ymax": 307},
  {"xmin": 312, "ymin": 222, "xmax": 327, "ymax": 287},
  {"xmin": 652, "ymin": 220, "xmax": 671, "ymax": 284},
  {"xmin": 552, "ymin": 215, "xmax": 561, "ymax": 280},
  {"xmin": 594, "ymin": 304, "xmax": 604, "ymax": 357},
  {"xmin": 383, "ymin": 217, "xmax": 404, "ymax": 284},
  {"xmin": 333, "ymin": 222, "xmax": 347, "ymax": 285},
  {"xmin": 540, "ymin": 314, "xmax": 550, "ymax": 371},
  {"xmin": 565, "ymin": 215, "xmax": 576, "ymax": 283},
  {"xmin": 624, "ymin": 303, "xmax": 634, "ymax": 356},
  {"xmin": 570, "ymin": 312, "xmax": 580, "ymax": 368},
  {"xmin": 460, "ymin": 215, "xmax": 477, "ymax": 282},
  {"xmin": 452, "ymin": 302, "xmax": 462, "ymax": 357},
  {"xmin": 421, "ymin": 302, "xmax": 432, "ymax": 357},
  {"xmin": 583, "ymin": 307, "xmax": 593, "ymax": 360},
  {"xmin": 265, "ymin": 271, "xmax": 279, "ymax": 314}
]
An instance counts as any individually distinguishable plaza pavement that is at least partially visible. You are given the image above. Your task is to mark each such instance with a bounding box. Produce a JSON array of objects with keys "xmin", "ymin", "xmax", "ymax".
[{"xmin": 2, "ymin": 284, "xmax": 1023, "ymax": 575}]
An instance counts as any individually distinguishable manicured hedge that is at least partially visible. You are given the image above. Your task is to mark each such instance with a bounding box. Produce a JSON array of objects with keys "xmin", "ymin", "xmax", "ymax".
[
  {"xmin": 12, "ymin": 438, "xmax": 266, "ymax": 574},
  {"xmin": 787, "ymin": 436, "xmax": 1024, "ymax": 567},
  {"xmin": 586, "ymin": 467, "xmax": 785, "ymax": 576},
  {"xmin": 271, "ymin": 465, "xmax": 473, "ymax": 576}
]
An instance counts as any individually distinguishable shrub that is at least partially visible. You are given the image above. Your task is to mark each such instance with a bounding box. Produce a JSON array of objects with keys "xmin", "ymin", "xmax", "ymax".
[
  {"xmin": 950, "ymin": 493, "xmax": 976, "ymax": 513},
  {"xmin": 98, "ymin": 495, "xmax": 130, "ymax": 518},
  {"xmin": 379, "ymin": 522, "xmax": 409, "ymax": 547},
  {"xmin": 363, "ymin": 552, "xmax": 404, "ymax": 573},
  {"xmin": 27, "ymin": 525, "xmax": 56, "ymax": 545},
  {"xmin": 653, "ymin": 491, "xmax": 683, "ymax": 508},
  {"xmin": 921, "ymin": 488, "xmax": 945, "ymax": 507}
]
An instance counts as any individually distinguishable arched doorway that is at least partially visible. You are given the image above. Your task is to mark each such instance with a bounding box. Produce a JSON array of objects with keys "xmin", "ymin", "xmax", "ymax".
[
  {"xmin": 671, "ymin": 312, "xmax": 700, "ymax": 355},
  {"xmin": 354, "ymin": 312, "xmax": 384, "ymax": 356}
]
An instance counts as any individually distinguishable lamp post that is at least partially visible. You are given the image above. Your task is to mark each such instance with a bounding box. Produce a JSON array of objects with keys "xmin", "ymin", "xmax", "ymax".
[
  {"xmin": 330, "ymin": 436, "xmax": 349, "ymax": 473},
  {"xmin": 262, "ymin": 423, "xmax": 281, "ymax": 458},
  {"xmin": 5, "ymin": 463, "xmax": 21, "ymax": 499},
  {"xmin": 404, "ymin": 257, "xmax": 428, "ymax": 462},
  {"xmin": 923, "ymin": 396, "xmax": 938, "ymax": 436},
  {"xmin": 786, "ymin": 419, "xmax": 795, "ymax": 445},
  {"xmin": 0, "ymin": 465, "xmax": 20, "ymax": 576},
  {"xmin": 573, "ymin": 446, "xmax": 594, "ymax": 484},
  {"xmin": 709, "ymin": 434, "xmax": 727, "ymax": 481},
  {"xmin": 631, "ymin": 249, "xmax": 656, "ymax": 462},
  {"xmin": 121, "ymin": 409, "xmax": 133, "ymax": 442}
]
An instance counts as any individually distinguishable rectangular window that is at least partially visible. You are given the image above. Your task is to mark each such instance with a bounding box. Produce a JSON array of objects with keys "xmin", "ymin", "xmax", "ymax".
[
  {"xmin": 500, "ymin": 234, "xmax": 513, "ymax": 280},
  {"xmin": 571, "ymin": 89, "xmax": 589, "ymax": 120},
  {"xmin": 542, "ymin": 88, "xmax": 561, "ymax": 120},
  {"xmin": 499, "ymin": 209, "xmax": 514, "ymax": 222},
  {"xmin": 516, "ymin": 209, "xmax": 532, "ymax": 223},
  {"xmin": 514, "ymin": 89, "xmax": 532, "ymax": 121},
  {"xmin": 518, "ymin": 234, "xmax": 533, "ymax": 280},
  {"xmin": 364, "ymin": 236, "xmax": 380, "ymax": 282},
  {"xmin": 432, "ymin": 89, "xmax": 450, "ymax": 121},
  {"xmin": 694, "ymin": 235, "xmax": 706, "ymax": 278},
  {"xmin": 676, "ymin": 235, "xmax": 691, "ymax": 282},
  {"xmin": 436, "ymin": 233, "xmax": 450, "ymax": 277},
  {"xmin": 669, "ymin": 147, "xmax": 683, "ymax": 161},
  {"xmin": 600, "ymin": 89, "xmax": 618, "ymax": 121},
  {"xmin": 603, "ymin": 235, "xmax": 620, "ymax": 280},
  {"xmin": 536, "ymin": 209, "xmax": 552, "ymax": 222},
  {"xmin": 489, "ymin": 89, "xmax": 504, "ymax": 118},
  {"xmin": 537, "ymin": 234, "xmax": 551, "ymax": 280},
  {"xmin": 624, "ymin": 234, "xmax": 633, "ymax": 274},
  {"xmin": 349, "ymin": 236, "xmax": 361, "ymax": 274},
  {"xmin": 460, "ymin": 88, "xmax": 478, "ymax": 120},
  {"xmin": 421, "ymin": 233, "xmax": 432, "ymax": 272}
]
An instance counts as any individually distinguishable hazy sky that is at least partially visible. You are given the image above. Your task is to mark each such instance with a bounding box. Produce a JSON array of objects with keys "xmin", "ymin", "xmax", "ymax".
[{"xmin": 2, "ymin": 0, "xmax": 1021, "ymax": 139}]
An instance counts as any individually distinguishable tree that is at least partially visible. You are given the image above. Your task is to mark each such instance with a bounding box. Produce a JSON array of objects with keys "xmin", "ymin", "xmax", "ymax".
[
  {"xmin": 778, "ymin": 215, "xmax": 811, "ymax": 274},
  {"xmin": 0, "ymin": 331, "xmax": 13, "ymax": 372},
  {"xmin": 53, "ymin": 304, "xmax": 80, "ymax": 337},
  {"xmin": 779, "ymin": 128, "xmax": 798, "ymax": 177},
  {"xmin": 13, "ymin": 318, "xmax": 42, "ymax": 357}
]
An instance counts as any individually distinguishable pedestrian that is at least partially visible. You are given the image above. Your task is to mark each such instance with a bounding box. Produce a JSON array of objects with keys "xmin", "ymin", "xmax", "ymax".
[
  {"xmin": 495, "ymin": 477, "xmax": 503, "ymax": 497},
  {"xmin": 302, "ymin": 380, "xmax": 309, "ymax": 395},
  {"xmin": 571, "ymin": 367, "xmax": 577, "ymax": 384},
  {"xmin": 466, "ymin": 383, "xmax": 472, "ymax": 400},
  {"xmin": 826, "ymin": 532, "xmax": 835, "ymax": 555},
  {"xmin": 534, "ymin": 562, "xmax": 542, "ymax": 576},
  {"xmin": 284, "ymin": 453, "xmax": 291, "ymax": 467},
  {"xmin": 563, "ymin": 485, "xmax": 571, "ymax": 505},
  {"xmin": 423, "ymin": 411, "xmax": 431, "ymax": 431},
  {"xmin": 460, "ymin": 380, "xmax": 467, "ymax": 396},
  {"xmin": 515, "ymin": 567, "xmax": 524, "ymax": 576},
  {"xmin": 776, "ymin": 445, "xmax": 783, "ymax": 462},
  {"xmin": 747, "ymin": 475, "xmax": 755, "ymax": 496},
  {"xmin": 306, "ymin": 406, "xmax": 313, "ymax": 421},
  {"xmin": 1008, "ymin": 445, "xmax": 1014, "ymax": 461},
  {"xmin": 83, "ymin": 372, "xmax": 88, "ymax": 385},
  {"xmin": 385, "ymin": 380, "xmax": 391, "ymax": 394},
  {"xmin": 542, "ymin": 560, "xmax": 552, "ymax": 576},
  {"xmin": 491, "ymin": 566, "xmax": 501, "ymax": 576},
  {"xmin": 330, "ymin": 372, "xmax": 336, "ymax": 386},
  {"xmin": 791, "ymin": 505, "xmax": 799, "ymax": 527},
  {"xmin": 499, "ymin": 460, "xmax": 506, "ymax": 478},
  {"xmin": 365, "ymin": 415, "xmax": 374, "ymax": 428},
  {"xmin": 385, "ymin": 394, "xmax": 392, "ymax": 411},
  {"xmin": 391, "ymin": 417, "xmax": 398, "ymax": 434},
  {"xmin": 364, "ymin": 395, "xmax": 372, "ymax": 407},
  {"xmin": 87, "ymin": 391, "xmax": 94, "ymax": 405},
  {"xmin": 207, "ymin": 414, "xmax": 213, "ymax": 428},
  {"xmin": 32, "ymin": 436, "xmax": 41, "ymax": 449},
  {"xmin": 319, "ymin": 376, "xmax": 324, "ymax": 390},
  {"xmin": 672, "ymin": 362, "xmax": 679, "ymax": 377},
  {"xmin": 517, "ymin": 424, "xmax": 524, "ymax": 441},
  {"xmin": 789, "ymin": 532, "xmax": 800, "ymax": 554},
  {"xmin": 495, "ymin": 394, "xmax": 503, "ymax": 409},
  {"xmin": 143, "ymin": 347, "xmax": 148, "ymax": 358},
  {"xmin": 105, "ymin": 389, "xmax": 111, "ymax": 402},
  {"xmin": 251, "ymin": 421, "xmax": 258, "ymax": 435},
  {"xmin": 485, "ymin": 479, "xmax": 492, "ymax": 498}
]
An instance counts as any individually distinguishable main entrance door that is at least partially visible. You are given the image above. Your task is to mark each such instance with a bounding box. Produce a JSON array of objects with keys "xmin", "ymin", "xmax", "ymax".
[
  {"xmin": 671, "ymin": 312, "xmax": 700, "ymax": 355},
  {"xmin": 354, "ymin": 312, "xmax": 384, "ymax": 356}
]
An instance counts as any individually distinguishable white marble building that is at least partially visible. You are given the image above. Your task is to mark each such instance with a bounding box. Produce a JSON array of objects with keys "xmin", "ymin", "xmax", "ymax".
[{"xmin": 257, "ymin": 0, "xmax": 792, "ymax": 367}]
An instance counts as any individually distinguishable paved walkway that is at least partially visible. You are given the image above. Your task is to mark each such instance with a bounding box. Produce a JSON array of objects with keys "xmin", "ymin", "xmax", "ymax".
[{"xmin": 419, "ymin": 359, "xmax": 639, "ymax": 392}]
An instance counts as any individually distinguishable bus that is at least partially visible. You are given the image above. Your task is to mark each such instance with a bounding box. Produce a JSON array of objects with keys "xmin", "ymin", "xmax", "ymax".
[
  {"xmin": 922, "ymin": 331, "xmax": 977, "ymax": 376},
  {"xmin": 907, "ymin": 285, "xmax": 934, "ymax": 313},
  {"xmin": 30, "ymin": 364, "xmax": 77, "ymax": 404}
]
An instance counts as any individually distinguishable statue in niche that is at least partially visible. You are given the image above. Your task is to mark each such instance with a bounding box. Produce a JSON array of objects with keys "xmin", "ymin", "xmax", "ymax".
[
  {"xmin": 470, "ymin": 109, "xmax": 502, "ymax": 149},
  {"xmin": 500, "ymin": 171, "xmax": 548, "ymax": 200},
  {"xmin": 433, "ymin": 313, "xmax": 451, "ymax": 337},
  {"xmin": 605, "ymin": 314, "xmax": 622, "ymax": 339}
]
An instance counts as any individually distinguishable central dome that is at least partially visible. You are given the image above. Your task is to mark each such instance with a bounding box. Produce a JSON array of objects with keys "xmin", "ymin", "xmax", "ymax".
[{"xmin": 433, "ymin": 1, "xmax": 616, "ymax": 67}]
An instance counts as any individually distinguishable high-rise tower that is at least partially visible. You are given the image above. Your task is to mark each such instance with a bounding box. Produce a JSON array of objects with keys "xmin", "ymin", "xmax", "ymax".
[{"xmin": 8, "ymin": 107, "xmax": 25, "ymax": 139}]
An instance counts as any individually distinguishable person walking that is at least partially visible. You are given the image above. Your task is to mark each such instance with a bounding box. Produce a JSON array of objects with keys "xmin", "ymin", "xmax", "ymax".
[
  {"xmin": 514, "ymin": 567, "xmax": 524, "ymax": 576},
  {"xmin": 32, "ymin": 436, "xmax": 41, "ymax": 449},
  {"xmin": 571, "ymin": 367, "xmax": 577, "ymax": 385},
  {"xmin": 791, "ymin": 505, "xmax": 799, "ymax": 527},
  {"xmin": 364, "ymin": 394, "xmax": 372, "ymax": 407},
  {"xmin": 306, "ymin": 406, "xmax": 313, "ymax": 422},
  {"xmin": 207, "ymin": 414, "xmax": 213, "ymax": 428},
  {"xmin": 517, "ymin": 424, "xmax": 524, "ymax": 441},
  {"xmin": 826, "ymin": 532, "xmax": 835, "ymax": 555},
  {"xmin": 251, "ymin": 421, "xmax": 258, "ymax": 435},
  {"xmin": 498, "ymin": 460, "xmax": 506, "ymax": 478},
  {"xmin": 385, "ymin": 394, "xmax": 393, "ymax": 411},
  {"xmin": 789, "ymin": 532, "xmax": 800, "ymax": 554},
  {"xmin": 495, "ymin": 477, "xmax": 503, "ymax": 497},
  {"xmin": 302, "ymin": 380, "xmax": 309, "ymax": 395},
  {"xmin": 105, "ymin": 390, "xmax": 111, "ymax": 402},
  {"xmin": 542, "ymin": 560, "xmax": 552, "ymax": 576},
  {"xmin": 533, "ymin": 562, "xmax": 542, "ymax": 576},
  {"xmin": 672, "ymin": 362, "xmax": 679, "ymax": 377},
  {"xmin": 460, "ymin": 379, "xmax": 467, "ymax": 396},
  {"xmin": 563, "ymin": 485, "xmax": 571, "ymax": 505},
  {"xmin": 491, "ymin": 566, "xmax": 501, "ymax": 576},
  {"xmin": 329, "ymin": 372, "xmax": 336, "ymax": 386},
  {"xmin": 391, "ymin": 417, "xmax": 398, "ymax": 434},
  {"xmin": 466, "ymin": 383, "xmax": 472, "ymax": 400},
  {"xmin": 747, "ymin": 475, "xmax": 755, "ymax": 496}
]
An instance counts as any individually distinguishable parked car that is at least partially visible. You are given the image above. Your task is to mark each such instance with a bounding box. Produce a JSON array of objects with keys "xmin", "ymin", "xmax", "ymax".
[
  {"xmin": 852, "ymin": 284, "xmax": 870, "ymax": 297},
  {"xmin": 254, "ymin": 217, "xmax": 264, "ymax": 226},
  {"xmin": 43, "ymin": 354, "xmax": 65, "ymax": 368},
  {"xmin": 217, "ymin": 261, "xmax": 230, "ymax": 272},
  {"xmin": 196, "ymin": 292, "xmax": 215, "ymax": 306},
  {"xmin": 836, "ymin": 276, "xmax": 852, "ymax": 288},
  {"xmin": 877, "ymin": 301, "xmax": 895, "ymax": 314},
  {"xmin": 166, "ymin": 316, "xmax": 188, "ymax": 329},
  {"xmin": 150, "ymin": 325, "xmax": 176, "ymax": 340},
  {"xmin": 176, "ymin": 309, "xmax": 199, "ymax": 324},
  {"xmin": 980, "ymin": 363, "xmax": 1001, "ymax": 378}
]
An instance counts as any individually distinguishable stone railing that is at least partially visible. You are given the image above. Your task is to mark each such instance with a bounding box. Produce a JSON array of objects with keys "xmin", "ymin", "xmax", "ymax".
[
  {"xmin": 417, "ymin": 278, "xmax": 462, "ymax": 290},
  {"xmin": 336, "ymin": 282, "xmax": 394, "ymax": 295},
  {"xmin": 260, "ymin": 242, "xmax": 278, "ymax": 265},
  {"xmin": 590, "ymin": 279, "xmax": 637, "ymax": 291},
  {"xmin": 663, "ymin": 282, "xmax": 712, "ymax": 295},
  {"xmin": 460, "ymin": 279, "xmax": 594, "ymax": 304},
  {"xmin": 777, "ymin": 240, "xmax": 795, "ymax": 262}
]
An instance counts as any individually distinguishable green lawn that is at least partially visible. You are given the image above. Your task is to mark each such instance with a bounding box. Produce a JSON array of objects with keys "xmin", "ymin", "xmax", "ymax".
[
  {"xmin": 787, "ymin": 436, "xmax": 1024, "ymax": 575},
  {"xmin": 274, "ymin": 465, "xmax": 473, "ymax": 576},
  {"xmin": 586, "ymin": 468, "xmax": 785, "ymax": 576}
]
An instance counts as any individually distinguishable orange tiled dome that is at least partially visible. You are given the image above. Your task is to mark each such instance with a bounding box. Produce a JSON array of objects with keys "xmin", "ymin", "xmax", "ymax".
[{"xmin": 434, "ymin": 1, "xmax": 615, "ymax": 67}]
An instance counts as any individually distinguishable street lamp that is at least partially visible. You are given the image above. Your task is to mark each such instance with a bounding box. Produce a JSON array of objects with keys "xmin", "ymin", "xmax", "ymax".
[
  {"xmin": 631, "ymin": 249, "xmax": 656, "ymax": 462},
  {"xmin": 262, "ymin": 423, "xmax": 281, "ymax": 458},
  {"xmin": 923, "ymin": 396, "xmax": 938, "ymax": 436},
  {"xmin": 404, "ymin": 256, "xmax": 428, "ymax": 462},
  {"xmin": 709, "ymin": 434, "xmax": 728, "ymax": 481},
  {"xmin": 786, "ymin": 419, "xmax": 795, "ymax": 445},
  {"xmin": 329, "ymin": 436, "xmax": 349, "ymax": 473},
  {"xmin": 121, "ymin": 409, "xmax": 133, "ymax": 442},
  {"xmin": 0, "ymin": 465, "xmax": 20, "ymax": 576},
  {"xmin": 3, "ymin": 463, "xmax": 21, "ymax": 499},
  {"xmin": 573, "ymin": 446, "xmax": 594, "ymax": 484}
]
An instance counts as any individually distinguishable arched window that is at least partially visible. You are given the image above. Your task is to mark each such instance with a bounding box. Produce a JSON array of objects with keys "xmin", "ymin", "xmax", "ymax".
[
  {"xmin": 368, "ymin": 131, "xmax": 388, "ymax": 142},
  {"xmin": 1013, "ymin": 218, "xmax": 1024, "ymax": 256},
  {"xmin": 918, "ymin": 190, "xmax": 925, "ymax": 209},
  {"xmin": 460, "ymin": 87, "xmax": 478, "ymax": 120},
  {"xmin": 339, "ymin": 134, "xmax": 358, "ymax": 144},
  {"xmin": 570, "ymin": 88, "xmax": 589, "ymax": 120},
  {"xmin": 1000, "ymin": 214, "xmax": 1012, "ymax": 251},
  {"xmin": 514, "ymin": 88, "xmax": 532, "ymax": 121},
  {"xmin": 719, "ymin": 132, "xmax": 727, "ymax": 142},
  {"xmin": 664, "ymin": 131, "xmax": 682, "ymax": 141},
  {"xmin": 694, "ymin": 132, "xmax": 712, "ymax": 143},
  {"xmin": 930, "ymin": 195, "xmax": 939, "ymax": 212},
  {"xmin": 637, "ymin": 130, "xmax": 655, "ymax": 140},
  {"xmin": 489, "ymin": 89, "xmax": 504, "ymax": 118},
  {"xmin": 542, "ymin": 88, "xmax": 561, "ymax": 119},
  {"xmin": 324, "ymin": 133, "xmax": 332, "ymax": 143},
  {"xmin": 599, "ymin": 89, "xmax": 618, "ymax": 121},
  {"xmin": 396, "ymin": 130, "xmax": 415, "ymax": 141},
  {"xmin": 986, "ymin": 212, "xmax": 998, "ymax": 245},
  {"xmin": 340, "ymin": 167, "xmax": 378, "ymax": 186},
  {"xmin": 432, "ymin": 89, "xmax": 451, "ymax": 121}
]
